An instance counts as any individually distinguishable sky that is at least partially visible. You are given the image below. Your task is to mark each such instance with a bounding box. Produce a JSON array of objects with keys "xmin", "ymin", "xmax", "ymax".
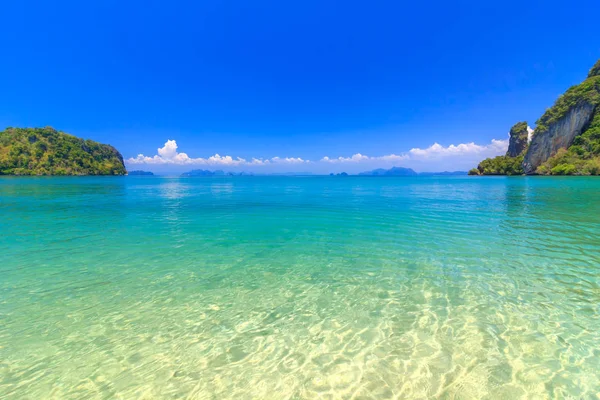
[{"xmin": 1, "ymin": 0, "xmax": 599, "ymax": 173}]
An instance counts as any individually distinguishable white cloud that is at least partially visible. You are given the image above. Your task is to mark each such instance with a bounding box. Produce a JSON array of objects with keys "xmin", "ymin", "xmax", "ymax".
[
  {"xmin": 408, "ymin": 139, "xmax": 509, "ymax": 159},
  {"xmin": 126, "ymin": 137, "xmax": 509, "ymax": 172},
  {"xmin": 271, "ymin": 157, "xmax": 309, "ymax": 164},
  {"xmin": 527, "ymin": 126, "xmax": 534, "ymax": 143},
  {"xmin": 126, "ymin": 140, "xmax": 308, "ymax": 166},
  {"xmin": 320, "ymin": 153, "xmax": 369, "ymax": 163},
  {"xmin": 157, "ymin": 139, "xmax": 179, "ymax": 159}
]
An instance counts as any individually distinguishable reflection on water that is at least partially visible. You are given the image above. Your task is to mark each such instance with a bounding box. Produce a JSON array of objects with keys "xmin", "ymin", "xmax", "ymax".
[{"xmin": 0, "ymin": 176, "xmax": 599, "ymax": 399}]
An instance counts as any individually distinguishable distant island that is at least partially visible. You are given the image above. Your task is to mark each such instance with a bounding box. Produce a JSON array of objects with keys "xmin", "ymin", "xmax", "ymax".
[
  {"xmin": 359, "ymin": 166, "xmax": 418, "ymax": 176},
  {"xmin": 180, "ymin": 167, "xmax": 466, "ymax": 177},
  {"xmin": 471, "ymin": 58, "xmax": 600, "ymax": 176},
  {"xmin": 181, "ymin": 169, "xmax": 253, "ymax": 177},
  {"xmin": 358, "ymin": 167, "xmax": 467, "ymax": 176},
  {"xmin": 128, "ymin": 170, "xmax": 154, "ymax": 176},
  {"xmin": 0, "ymin": 127, "xmax": 126, "ymax": 176}
]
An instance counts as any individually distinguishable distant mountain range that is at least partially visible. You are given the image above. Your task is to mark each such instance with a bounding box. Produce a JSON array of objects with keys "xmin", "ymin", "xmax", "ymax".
[
  {"xmin": 358, "ymin": 167, "xmax": 417, "ymax": 176},
  {"xmin": 358, "ymin": 167, "xmax": 467, "ymax": 176},
  {"xmin": 181, "ymin": 169, "xmax": 253, "ymax": 177},
  {"xmin": 179, "ymin": 167, "xmax": 467, "ymax": 177},
  {"xmin": 128, "ymin": 170, "xmax": 154, "ymax": 176}
]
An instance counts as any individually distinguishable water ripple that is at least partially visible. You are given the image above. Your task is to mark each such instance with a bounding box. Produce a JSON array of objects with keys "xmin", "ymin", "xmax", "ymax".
[{"xmin": 0, "ymin": 176, "xmax": 599, "ymax": 398}]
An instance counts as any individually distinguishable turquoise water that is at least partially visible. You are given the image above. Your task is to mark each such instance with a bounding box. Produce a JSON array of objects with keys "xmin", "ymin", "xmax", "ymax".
[{"xmin": 1, "ymin": 176, "xmax": 599, "ymax": 399}]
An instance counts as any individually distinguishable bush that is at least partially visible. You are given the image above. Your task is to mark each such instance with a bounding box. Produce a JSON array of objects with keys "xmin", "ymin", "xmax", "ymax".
[
  {"xmin": 550, "ymin": 163, "xmax": 577, "ymax": 175},
  {"xmin": 476, "ymin": 155, "xmax": 524, "ymax": 176},
  {"xmin": 588, "ymin": 59, "xmax": 600, "ymax": 78},
  {"xmin": 536, "ymin": 165, "xmax": 550, "ymax": 175},
  {"xmin": 582, "ymin": 158, "xmax": 600, "ymax": 175}
]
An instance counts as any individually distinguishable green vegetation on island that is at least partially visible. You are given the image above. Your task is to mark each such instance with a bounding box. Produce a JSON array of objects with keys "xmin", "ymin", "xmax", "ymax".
[
  {"xmin": 534, "ymin": 75, "xmax": 600, "ymax": 135},
  {"xmin": 0, "ymin": 127, "xmax": 126, "ymax": 176},
  {"xmin": 470, "ymin": 121, "xmax": 528, "ymax": 175},
  {"xmin": 587, "ymin": 59, "xmax": 600, "ymax": 79},
  {"xmin": 473, "ymin": 58, "xmax": 600, "ymax": 176},
  {"xmin": 469, "ymin": 155, "xmax": 524, "ymax": 176}
]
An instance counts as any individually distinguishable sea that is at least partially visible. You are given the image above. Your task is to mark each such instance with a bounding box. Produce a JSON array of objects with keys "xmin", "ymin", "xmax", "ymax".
[{"xmin": 1, "ymin": 176, "xmax": 599, "ymax": 399}]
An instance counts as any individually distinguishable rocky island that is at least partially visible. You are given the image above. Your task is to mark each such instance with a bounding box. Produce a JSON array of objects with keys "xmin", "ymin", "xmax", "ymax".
[
  {"xmin": 0, "ymin": 127, "xmax": 126, "ymax": 175},
  {"xmin": 471, "ymin": 58, "xmax": 600, "ymax": 175},
  {"xmin": 128, "ymin": 170, "xmax": 154, "ymax": 176}
]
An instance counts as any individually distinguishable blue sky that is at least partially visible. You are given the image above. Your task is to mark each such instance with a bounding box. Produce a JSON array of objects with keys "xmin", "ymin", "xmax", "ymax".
[{"xmin": 1, "ymin": 0, "xmax": 599, "ymax": 173}]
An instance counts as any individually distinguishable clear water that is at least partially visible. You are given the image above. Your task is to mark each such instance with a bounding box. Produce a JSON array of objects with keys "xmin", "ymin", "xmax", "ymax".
[{"xmin": 1, "ymin": 176, "xmax": 599, "ymax": 399}]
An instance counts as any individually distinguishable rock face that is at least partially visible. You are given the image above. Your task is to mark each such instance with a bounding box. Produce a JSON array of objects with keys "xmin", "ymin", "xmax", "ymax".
[
  {"xmin": 506, "ymin": 121, "xmax": 529, "ymax": 157},
  {"xmin": 523, "ymin": 102, "xmax": 596, "ymax": 174}
]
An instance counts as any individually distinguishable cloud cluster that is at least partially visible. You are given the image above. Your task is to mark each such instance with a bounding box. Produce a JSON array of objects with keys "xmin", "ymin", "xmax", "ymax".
[
  {"xmin": 126, "ymin": 138, "xmax": 509, "ymax": 170},
  {"xmin": 408, "ymin": 139, "xmax": 508, "ymax": 159},
  {"xmin": 127, "ymin": 140, "xmax": 308, "ymax": 166}
]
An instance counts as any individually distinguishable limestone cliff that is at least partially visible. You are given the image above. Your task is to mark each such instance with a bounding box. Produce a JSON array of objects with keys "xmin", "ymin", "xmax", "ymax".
[
  {"xmin": 506, "ymin": 121, "xmax": 529, "ymax": 157},
  {"xmin": 523, "ymin": 102, "xmax": 596, "ymax": 173}
]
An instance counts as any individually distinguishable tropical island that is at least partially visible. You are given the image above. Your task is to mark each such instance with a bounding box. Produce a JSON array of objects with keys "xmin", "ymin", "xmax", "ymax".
[
  {"xmin": 128, "ymin": 170, "xmax": 154, "ymax": 176},
  {"xmin": 471, "ymin": 58, "xmax": 600, "ymax": 176},
  {"xmin": 358, "ymin": 167, "xmax": 467, "ymax": 176},
  {"xmin": 0, "ymin": 127, "xmax": 126, "ymax": 176}
]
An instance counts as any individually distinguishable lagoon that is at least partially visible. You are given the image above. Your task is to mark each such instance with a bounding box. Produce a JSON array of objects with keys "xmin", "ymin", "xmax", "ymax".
[{"xmin": 1, "ymin": 176, "xmax": 599, "ymax": 398}]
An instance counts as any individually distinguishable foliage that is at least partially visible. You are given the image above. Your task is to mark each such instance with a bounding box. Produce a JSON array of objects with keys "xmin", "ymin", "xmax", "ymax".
[
  {"xmin": 550, "ymin": 163, "xmax": 577, "ymax": 175},
  {"xmin": 510, "ymin": 121, "xmax": 529, "ymax": 137},
  {"xmin": 536, "ymin": 109, "xmax": 600, "ymax": 175},
  {"xmin": 468, "ymin": 168, "xmax": 480, "ymax": 176},
  {"xmin": 588, "ymin": 59, "xmax": 600, "ymax": 78},
  {"xmin": 477, "ymin": 155, "xmax": 524, "ymax": 176},
  {"xmin": 0, "ymin": 127, "xmax": 126, "ymax": 176},
  {"xmin": 535, "ymin": 75, "xmax": 600, "ymax": 134},
  {"xmin": 582, "ymin": 158, "xmax": 600, "ymax": 175}
]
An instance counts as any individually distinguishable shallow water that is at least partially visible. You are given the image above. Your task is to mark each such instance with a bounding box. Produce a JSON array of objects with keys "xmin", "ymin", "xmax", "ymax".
[{"xmin": 1, "ymin": 176, "xmax": 599, "ymax": 399}]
